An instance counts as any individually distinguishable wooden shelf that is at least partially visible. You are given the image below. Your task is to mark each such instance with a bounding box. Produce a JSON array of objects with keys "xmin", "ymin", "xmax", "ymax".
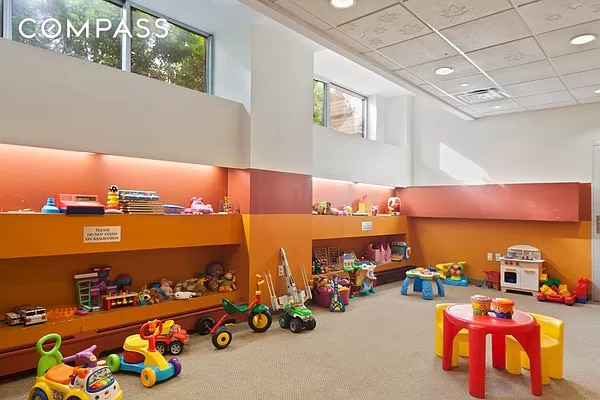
[
  {"xmin": 311, "ymin": 261, "xmax": 411, "ymax": 279},
  {"xmin": 0, "ymin": 291, "xmax": 240, "ymax": 352},
  {"xmin": 312, "ymin": 215, "xmax": 407, "ymax": 240},
  {"xmin": 0, "ymin": 213, "xmax": 244, "ymax": 259}
]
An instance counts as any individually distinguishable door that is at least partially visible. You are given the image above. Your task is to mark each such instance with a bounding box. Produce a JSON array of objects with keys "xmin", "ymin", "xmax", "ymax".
[{"xmin": 592, "ymin": 140, "xmax": 600, "ymax": 301}]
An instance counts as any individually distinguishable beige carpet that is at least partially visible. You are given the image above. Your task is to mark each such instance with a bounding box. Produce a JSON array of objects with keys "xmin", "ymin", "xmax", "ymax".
[{"xmin": 2, "ymin": 282, "xmax": 600, "ymax": 400}]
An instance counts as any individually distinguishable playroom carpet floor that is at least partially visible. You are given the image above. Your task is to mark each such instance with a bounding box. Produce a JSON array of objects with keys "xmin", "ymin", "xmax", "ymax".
[{"xmin": 1, "ymin": 283, "xmax": 599, "ymax": 400}]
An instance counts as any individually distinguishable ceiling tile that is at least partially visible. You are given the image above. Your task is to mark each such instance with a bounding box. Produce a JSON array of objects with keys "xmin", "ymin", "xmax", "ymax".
[
  {"xmin": 378, "ymin": 33, "xmax": 458, "ymax": 67},
  {"xmin": 562, "ymin": 69, "xmax": 600, "ymax": 89},
  {"xmin": 578, "ymin": 96, "xmax": 600, "ymax": 104},
  {"xmin": 338, "ymin": 5, "xmax": 431, "ymax": 49},
  {"xmin": 517, "ymin": 0, "xmax": 600, "ymax": 34},
  {"xmin": 289, "ymin": 0, "xmax": 397, "ymax": 27},
  {"xmin": 516, "ymin": 90, "xmax": 575, "ymax": 106},
  {"xmin": 407, "ymin": 55, "xmax": 480, "ymax": 82},
  {"xmin": 503, "ymin": 76, "xmax": 566, "ymax": 97},
  {"xmin": 552, "ymin": 48, "xmax": 600, "ymax": 75},
  {"xmin": 394, "ymin": 69, "xmax": 427, "ymax": 85},
  {"xmin": 325, "ymin": 28, "xmax": 371, "ymax": 53},
  {"xmin": 363, "ymin": 51, "xmax": 403, "ymax": 70},
  {"xmin": 486, "ymin": 60, "xmax": 557, "ymax": 85},
  {"xmin": 479, "ymin": 106, "xmax": 527, "ymax": 116},
  {"xmin": 467, "ymin": 98, "xmax": 524, "ymax": 112},
  {"xmin": 431, "ymin": 73, "xmax": 496, "ymax": 95},
  {"xmin": 457, "ymin": 105, "xmax": 483, "ymax": 117},
  {"xmin": 440, "ymin": 95, "xmax": 469, "ymax": 107},
  {"xmin": 272, "ymin": 0, "xmax": 332, "ymax": 30},
  {"xmin": 419, "ymin": 84, "xmax": 448, "ymax": 96},
  {"xmin": 440, "ymin": 10, "xmax": 531, "ymax": 53},
  {"xmin": 526, "ymin": 100, "xmax": 578, "ymax": 110},
  {"xmin": 401, "ymin": 0, "xmax": 512, "ymax": 30},
  {"xmin": 537, "ymin": 20, "xmax": 600, "ymax": 57},
  {"xmin": 466, "ymin": 37, "xmax": 546, "ymax": 71},
  {"xmin": 511, "ymin": 0, "xmax": 541, "ymax": 6},
  {"xmin": 570, "ymin": 85, "xmax": 600, "ymax": 100}
]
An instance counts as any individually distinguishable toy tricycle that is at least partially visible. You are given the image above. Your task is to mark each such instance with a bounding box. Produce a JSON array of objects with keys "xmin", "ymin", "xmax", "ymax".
[
  {"xmin": 195, "ymin": 274, "xmax": 272, "ymax": 349},
  {"xmin": 29, "ymin": 333, "xmax": 123, "ymax": 400},
  {"xmin": 106, "ymin": 320, "xmax": 181, "ymax": 387}
]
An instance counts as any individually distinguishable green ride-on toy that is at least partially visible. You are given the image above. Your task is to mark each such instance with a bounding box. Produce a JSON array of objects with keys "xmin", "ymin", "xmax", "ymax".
[
  {"xmin": 266, "ymin": 248, "xmax": 316, "ymax": 333},
  {"xmin": 195, "ymin": 274, "xmax": 272, "ymax": 349}
]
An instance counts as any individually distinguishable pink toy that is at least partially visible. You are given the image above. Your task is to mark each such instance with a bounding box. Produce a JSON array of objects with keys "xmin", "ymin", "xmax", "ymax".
[{"xmin": 185, "ymin": 197, "xmax": 213, "ymax": 214}]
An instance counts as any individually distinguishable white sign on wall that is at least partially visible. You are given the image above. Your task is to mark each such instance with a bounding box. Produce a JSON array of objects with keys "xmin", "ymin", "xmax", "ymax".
[
  {"xmin": 361, "ymin": 221, "xmax": 373, "ymax": 231},
  {"xmin": 83, "ymin": 226, "xmax": 121, "ymax": 243}
]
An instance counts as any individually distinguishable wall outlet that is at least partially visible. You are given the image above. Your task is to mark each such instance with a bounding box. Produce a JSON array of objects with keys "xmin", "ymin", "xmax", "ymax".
[
  {"xmin": 487, "ymin": 253, "xmax": 493, "ymax": 261},
  {"xmin": 278, "ymin": 264, "xmax": 284, "ymax": 277},
  {"xmin": 495, "ymin": 253, "xmax": 501, "ymax": 261}
]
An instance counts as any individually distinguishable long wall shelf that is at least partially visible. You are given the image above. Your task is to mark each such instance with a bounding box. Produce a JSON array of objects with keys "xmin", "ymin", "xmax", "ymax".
[
  {"xmin": 312, "ymin": 215, "xmax": 408, "ymax": 240},
  {"xmin": 0, "ymin": 213, "xmax": 244, "ymax": 259},
  {"xmin": 0, "ymin": 291, "xmax": 240, "ymax": 352}
]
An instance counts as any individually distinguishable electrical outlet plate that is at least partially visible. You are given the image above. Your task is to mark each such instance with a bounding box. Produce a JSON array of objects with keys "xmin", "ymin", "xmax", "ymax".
[
  {"xmin": 487, "ymin": 253, "xmax": 493, "ymax": 261},
  {"xmin": 495, "ymin": 253, "xmax": 501, "ymax": 261},
  {"xmin": 278, "ymin": 265, "xmax": 284, "ymax": 277}
]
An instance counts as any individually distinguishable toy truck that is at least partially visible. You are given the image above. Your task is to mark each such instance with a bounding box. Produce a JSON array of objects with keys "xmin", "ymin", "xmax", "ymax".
[
  {"xmin": 266, "ymin": 248, "xmax": 316, "ymax": 333},
  {"xmin": 154, "ymin": 320, "xmax": 189, "ymax": 355}
]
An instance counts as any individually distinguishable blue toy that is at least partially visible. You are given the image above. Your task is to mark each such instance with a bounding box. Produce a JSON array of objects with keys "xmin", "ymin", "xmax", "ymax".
[
  {"xmin": 107, "ymin": 320, "xmax": 181, "ymax": 387},
  {"xmin": 401, "ymin": 267, "xmax": 445, "ymax": 300},
  {"xmin": 442, "ymin": 262, "xmax": 469, "ymax": 287},
  {"xmin": 329, "ymin": 275, "xmax": 346, "ymax": 312}
]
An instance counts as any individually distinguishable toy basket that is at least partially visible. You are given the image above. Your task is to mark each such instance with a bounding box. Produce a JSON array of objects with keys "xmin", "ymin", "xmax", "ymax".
[{"xmin": 484, "ymin": 270, "xmax": 500, "ymax": 290}]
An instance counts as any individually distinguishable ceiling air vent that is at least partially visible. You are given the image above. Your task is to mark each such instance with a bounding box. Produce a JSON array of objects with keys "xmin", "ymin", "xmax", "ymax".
[{"xmin": 455, "ymin": 88, "xmax": 509, "ymax": 104}]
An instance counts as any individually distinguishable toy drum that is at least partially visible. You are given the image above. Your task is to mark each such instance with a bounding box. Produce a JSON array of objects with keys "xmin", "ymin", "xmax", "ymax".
[
  {"xmin": 470, "ymin": 295, "xmax": 492, "ymax": 315},
  {"xmin": 490, "ymin": 298, "xmax": 515, "ymax": 319}
]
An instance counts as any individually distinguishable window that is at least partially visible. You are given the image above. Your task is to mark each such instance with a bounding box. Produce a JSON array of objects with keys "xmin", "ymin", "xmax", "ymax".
[
  {"xmin": 12, "ymin": 0, "xmax": 122, "ymax": 68},
  {"xmin": 313, "ymin": 79, "xmax": 367, "ymax": 137},
  {"xmin": 4, "ymin": 0, "xmax": 211, "ymax": 92},
  {"xmin": 131, "ymin": 9, "xmax": 208, "ymax": 92}
]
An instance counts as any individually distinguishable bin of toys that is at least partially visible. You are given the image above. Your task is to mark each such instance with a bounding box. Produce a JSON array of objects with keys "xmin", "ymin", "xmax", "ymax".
[{"xmin": 313, "ymin": 284, "xmax": 350, "ymax": 308}]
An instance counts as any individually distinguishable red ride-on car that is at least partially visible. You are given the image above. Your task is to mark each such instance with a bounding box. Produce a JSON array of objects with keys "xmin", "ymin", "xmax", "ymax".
[
  {"xmin": 536, "ymin": 291, "xmax": 576, "ymax": 306},
  {"xmin": 154, "ymin": 320, "xmax": 189, "ymax": 355}
]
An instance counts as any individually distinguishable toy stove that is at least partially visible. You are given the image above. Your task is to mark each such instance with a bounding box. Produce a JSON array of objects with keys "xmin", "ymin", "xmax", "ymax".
[{"xmin": 500, "ymin": 245, "xmax": 544, "ymax": 295}]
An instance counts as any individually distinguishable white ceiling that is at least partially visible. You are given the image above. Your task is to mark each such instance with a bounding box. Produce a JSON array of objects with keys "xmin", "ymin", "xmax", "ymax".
[
  {"xmin": 253, "ymin": 0, "xmax": 600, "ymax": 118},
  {"xmin": 314, "ymin": 49, "xmax": 412, "ymax": 97}
]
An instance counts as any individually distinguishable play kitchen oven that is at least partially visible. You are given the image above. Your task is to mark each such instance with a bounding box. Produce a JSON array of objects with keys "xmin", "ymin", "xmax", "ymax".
[{"xmin": 500, "ymin": 245, "xmax": 544, "ymax": 295}]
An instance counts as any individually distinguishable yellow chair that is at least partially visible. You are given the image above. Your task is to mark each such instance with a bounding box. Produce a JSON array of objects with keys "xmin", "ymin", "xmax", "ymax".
[
  {"xmin": 505, "ymin": 313, "xmax": 564, "ymax": 385},
  {"xmin": 435, "ymin": 303, "xmax": 469, "ymax": 366}
]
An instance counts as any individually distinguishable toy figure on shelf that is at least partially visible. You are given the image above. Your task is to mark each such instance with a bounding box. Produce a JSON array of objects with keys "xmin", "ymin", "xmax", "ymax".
[
  {"xmin": 105, "ymin": 185, "xmax": 122, "ymax": 214},
  {"xmin": 387, "ymin": 197, "xmax": 401, "ymax": 215},
  {"xmin": 205, "ymin": 262, "xmax": 225, "ymax": 291},
  {"xmin": 219, "ymin": 196, "xmax": 239, "ymax": 213},
  {"xmin": 353, "ymin": 195, "xmax": 373, "ymax": 216},
  {"xmin": 185, "ymin": 196, "xmax": 213, "ymax": 214}
]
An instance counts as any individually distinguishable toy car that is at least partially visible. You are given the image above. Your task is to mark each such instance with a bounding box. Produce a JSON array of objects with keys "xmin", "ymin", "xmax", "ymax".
[
  {"xmin": 536, "ymin": 291, "xmax": 576, "ymax": 306},
  {"xmin": 107, "ymin": 320, "xmax": 181, "ymax": 387},
  {"xmin": 154, "ymin": 319, "xmax": 189, "ymax": 355},
  {"xmin": 29, "ymin": 333, "xmax": 122, "ymax": 400},
  {"xmin": 278, "ymin": 302, "xmax": 316, "ymax": 333}
]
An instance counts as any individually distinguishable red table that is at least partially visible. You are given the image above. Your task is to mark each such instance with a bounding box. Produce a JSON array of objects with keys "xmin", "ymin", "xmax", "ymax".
[{"xmin": 442, "ymin": 304, "xmax": 542, "ymax": 398}]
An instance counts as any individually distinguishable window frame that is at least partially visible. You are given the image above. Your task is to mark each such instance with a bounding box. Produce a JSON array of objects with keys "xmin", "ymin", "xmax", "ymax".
[
  {"xmin": 1, "ymin": 0, "xmax": 213, "ymax": 93},
  {"xmin": 313, "ymin": 77, "xmax": 368, "ymax": 138}
]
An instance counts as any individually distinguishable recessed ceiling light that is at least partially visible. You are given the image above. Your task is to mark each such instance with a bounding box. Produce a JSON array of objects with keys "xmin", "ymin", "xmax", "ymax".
[
  {"xmin": 570, "ymin": 34, "xmax": 596, "ymax": 45},
  {"xmin": 460, "ymin": 83, "xmax": 469, "ymax": 87},
  {"xmin": 595, "ymin": 89, "xmax": 600, "ymax": 94},
  {"xmin": 435, "ymin": 67, "xmax": 454, "ymax": 76},
  {"xmin": 489, "ymin": 105, "xmax": 502, "ymax": 109},
  {"xmin": 330, "ymin": 0, "xmax": 356, "ymax": 8}
]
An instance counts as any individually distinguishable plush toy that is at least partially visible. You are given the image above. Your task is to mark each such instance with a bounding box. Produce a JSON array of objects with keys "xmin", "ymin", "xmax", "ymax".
[
  {"xmin": 174, "ymin": 277, "xmax": 206, "ymax": 296},
  {"xmin": 205, "ymin": 262, "xmax": 225, "ymax": 291},
  {"xmin": 140, "ymin": 286, "xmax": 162, "ymax": 304},
  {"xmin": 159, "ymin": 278, "xmax": 174, "ymax": 298},
  {"xmin": 174, "ymin": 291, "xmax": 197, "ymax": 300},
  {"xmin": 218, "ymin": 271, "xmax": 237, "ymax": 292}
]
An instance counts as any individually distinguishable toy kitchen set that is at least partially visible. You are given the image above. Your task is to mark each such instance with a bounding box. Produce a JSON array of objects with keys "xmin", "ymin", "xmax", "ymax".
[{"xmin": 500, "ymin": 245, "xmax": 544, "ymax": 295}]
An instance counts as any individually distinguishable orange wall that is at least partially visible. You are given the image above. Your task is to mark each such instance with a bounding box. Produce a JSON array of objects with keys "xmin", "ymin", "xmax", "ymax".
[
  {"xmin": 0, "ymin": 144, "xmax": 227, "ymax": 211},
  {"xmin": 407, "ymin": 217, "xmax": 591, "ymax": 291},
  {"xmin": 312, "ymin": 179, "xmax": 395, "ymax": 212}
]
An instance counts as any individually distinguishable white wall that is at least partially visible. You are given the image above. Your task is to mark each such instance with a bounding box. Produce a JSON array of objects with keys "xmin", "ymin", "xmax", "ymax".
[
  {"xmin": 250, "ymin": 19, "xmax": 314, "ymax": 175},
  {"xmin": 412, "ymin": 96, "xmax": 600, "ymax": 185},
  {"xmin": 313, "ymin": 125, "xmax": 411, "ymax": 187},
  {"xmin": 0, "ymin": 38, "xmax": 247, "ymax": 168}
]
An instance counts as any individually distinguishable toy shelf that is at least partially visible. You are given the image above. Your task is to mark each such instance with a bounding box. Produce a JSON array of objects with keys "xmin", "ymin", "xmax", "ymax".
[
  {"xmin": 0, "ymin": 213, "xmax": 244, "ymax": 259},
  {"xmin": 311, "ymin": 260, "xmax": 410, "ymax": 279},
  {"xmin": 0, "ymin": 291, "xmax": 240, "ymax": 352},
  {"xmin": 312, "ymin": 215, "xmax": 408, "ymax": 240}
]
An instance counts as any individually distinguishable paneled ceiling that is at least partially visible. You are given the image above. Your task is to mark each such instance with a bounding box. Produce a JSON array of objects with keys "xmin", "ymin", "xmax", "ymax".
[{"xmin": 255, "ymin": 0, "xmax": 600, "ymax": 118}]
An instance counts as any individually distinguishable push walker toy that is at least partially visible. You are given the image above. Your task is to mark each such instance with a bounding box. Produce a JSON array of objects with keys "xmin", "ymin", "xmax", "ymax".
[
  {"xmin": 106, "ymin": 320, "xmax": 181, "ymax": 387},
  {"xmin": 29, "ymin": 333, "xmax": 123, "ymax": 400},
  {"xmin": 196, "ymin": 274, "xmax": 273, "ymax": 349},
  {"xmin": 266, "ymin": 248, "xmax": 316, "ymax": 333}
]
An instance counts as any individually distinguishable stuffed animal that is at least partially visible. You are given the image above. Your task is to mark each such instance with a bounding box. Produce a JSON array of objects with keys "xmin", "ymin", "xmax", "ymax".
[
  {"xmin": 174, "ymin": 291, "xmax": 197, "ymax": 300},
  {"xmin": 174, "ymin": 277, "xmax": 207, "ymax": 296},
  {"xmin": 139, "ymin": 286, "xmax": 163, "ymax": 305},
  {"xmin": 205, "ymin": 263, "xmax": 225, "ymax": 291},
  {"xmin": 218, "ymin": 271, "xmax": 237, "ymax": 292},
  {"xmin": 159, "ymin": 278, "xmax": 174, "ymax": 298}
]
